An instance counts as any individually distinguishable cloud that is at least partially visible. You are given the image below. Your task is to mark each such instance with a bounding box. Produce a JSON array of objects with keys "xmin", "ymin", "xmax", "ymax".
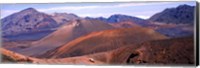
[
  {"xmin": 117, "ymin": 3, "xmax": 148, "ymax": 7},
  {"xmin": 134, "ymin": 15, "xmax": 150, "ymax": 19},
  {"xmin": 38, "ymin": 6, "xmax": 99, "ymax": 11},
  {"xmin": 78, "ymin": 13, "xmax": 112, "ymax": 18},
  {"xmin": 116, "ymin": 2, "xmax": 172, "ymax": 7},
  {"xmin": 38, "ymin": 2, "xmax": 172, "ymax": 12}
]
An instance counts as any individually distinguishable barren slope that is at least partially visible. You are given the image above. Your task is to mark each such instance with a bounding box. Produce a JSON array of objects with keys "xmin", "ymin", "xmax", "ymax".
[
  {"xmin": 17, "ymin": 19, "xmax": 114, "ymax": 56},
  {"xmin": 41, "ymin": 26, "xmax": 167, "ymax": 58},
  {"xmin": 1, "ymin": 36, "xmax": 194, "ymax": 65},
  {"xmin": 0, "ymin": 48, "xmax": 38, "ymax": 63},
  {"xmin": 0, "ymin": 48, "xmax": 104, "ymax": 64},
  {"xmin": 107, "ymin": 36, "xmax": 194, "ymax": 65},
  {"xmin": 70, "ymin": 36, "xmax": 194, "ymax": 65}
]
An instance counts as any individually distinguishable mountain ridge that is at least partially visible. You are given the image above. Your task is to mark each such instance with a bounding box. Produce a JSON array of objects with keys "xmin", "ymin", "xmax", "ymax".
[
  {"xmin": 85, "ymin": 14, "xmax": 150, "ymax": 26},
  {"xmin": 1, "ymin": 7, "xmax": 58, "ymax": 37},
  {"xmin": 149, "ymin": 4, "xmax": 195, "ymax": 24}
]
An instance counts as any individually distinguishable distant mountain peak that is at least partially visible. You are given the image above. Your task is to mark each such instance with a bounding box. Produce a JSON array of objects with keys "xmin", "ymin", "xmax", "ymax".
[
  {"xmin": 53, "ymin": 12, "xmax": 79, "ymax": 17},
  {"xmin": 149, "ymin": 4, "xmax": 195, "ymax": 24},
  {"xmin": 20, "ymin": 7, "xmax": 38, "ymax": 13},
  {"xmin": 25, "ymin": 7, "xmax": 36, "ymax": 10},
  {"xmin": 110, "ymin": 14, "xmax": 123, "ymax": 16},
  {"xmin": 51, "ymin": 12, "xmax": 80, "ymax": 25},
  {"xmin": 53, "ymin": 12, "xmax": 69, "ymax": 16},
  {"xmin": 85, "ymin": 14, "xmax": 150, "ymax": 26},
  {"xmin": 1, "ymin": 7, "xmax": 58, "ymax": 36},
  {"xmin": 109, "ymin": 14, "xmax": 132, "ymax": 18},
  {"xmin": 177, "ymin": 4, "xmax": 194, "ymax": 8}
]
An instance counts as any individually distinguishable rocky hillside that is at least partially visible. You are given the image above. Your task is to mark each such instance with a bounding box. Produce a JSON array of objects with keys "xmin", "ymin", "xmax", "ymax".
[
  {"xmin": 1, "ymin": 36, "xmax": 194, "ymax": 65},
  {"xmin": 51, "ymin": 13, "xmax": 80, "ymax": 25},
  {"xmin": 149, "ymin": 4, "xmax": 195, "ymax": 24},
  {"xmin": 1, "ymin": 8, "xmax": 58, "ymax": 36},
  {"xmin": 1, "ymin": 48, "xmax": 37, "ymax": 63},
  {"xmin": 64, "ymin": 36, "xmax": 194, "ymax": 65},
  {"xmin": 148, "ymin": 4, "xmax": 195, "ymax": 38},
  {"xmin": 107, "ymin": 36, "xmax": 194, "ymax": 65}
]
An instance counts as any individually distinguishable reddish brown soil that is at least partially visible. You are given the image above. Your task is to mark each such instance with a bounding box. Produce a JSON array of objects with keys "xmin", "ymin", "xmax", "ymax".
[
  {"xmin": 1, "ymin": 36, "xmax": 194, "ymax": 65},
  {"xmin": 91, "ymin": 36, "xmax": 194, "ymax": 65},
  {"xmin": 40, "ymin": 26, "xmax": 167, "ymax": 58},
  {"xmin": 16, "ymin": 19, "xmax": 114, "ymax": 56}
]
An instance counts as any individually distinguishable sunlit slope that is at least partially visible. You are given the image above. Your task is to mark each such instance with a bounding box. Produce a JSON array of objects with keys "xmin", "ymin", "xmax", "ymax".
[
  {"xmin": 42, "ymin": 26, "xmax": 167, "ymax": 58},
  {"xmin": 18, "ymin": 19, "xmax": 114, "ymax": 56}
]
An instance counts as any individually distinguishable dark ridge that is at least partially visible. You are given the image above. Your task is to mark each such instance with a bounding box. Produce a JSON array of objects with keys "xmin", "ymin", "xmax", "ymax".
[
  {"xmin": 149, "ymin": 4, "xmax": 195, "ymax": 24},
  {"xmin": 85, "ymin": 14, "xmax": 150, "ymax": 26},
  {"xmin": 20, "ymin": 7, "xmax": 38, "ymax": 13}
]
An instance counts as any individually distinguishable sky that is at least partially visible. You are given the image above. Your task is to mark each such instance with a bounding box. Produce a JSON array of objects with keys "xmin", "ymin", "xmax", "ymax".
[{"xmin": 0, "ymin": 1, "xmax": 196, "ymax": 19}]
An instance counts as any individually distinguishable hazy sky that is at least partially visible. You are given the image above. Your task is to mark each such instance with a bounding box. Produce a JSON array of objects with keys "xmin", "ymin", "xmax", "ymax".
[{"xmin": 0, "ymin": 1, "xmax": 196, "ymax": 19}]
